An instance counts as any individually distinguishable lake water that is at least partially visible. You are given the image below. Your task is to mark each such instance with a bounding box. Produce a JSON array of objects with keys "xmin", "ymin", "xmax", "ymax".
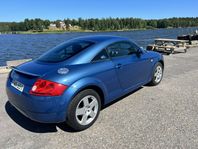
[{"xmin": 0, "ymin": 27, "xmax": 198, "ymax": 66}]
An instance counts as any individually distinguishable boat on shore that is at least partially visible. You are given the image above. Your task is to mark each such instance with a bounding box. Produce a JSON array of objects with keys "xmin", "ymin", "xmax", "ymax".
[{"xmin": 177, "ymin": 30, "xmax": 198, "ymax": 44}]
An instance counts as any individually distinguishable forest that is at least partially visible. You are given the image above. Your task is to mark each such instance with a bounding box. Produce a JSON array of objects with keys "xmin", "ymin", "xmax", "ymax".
[{"xmin": 0, "ymin": 17, "xmax": 198, "ymax": 32}]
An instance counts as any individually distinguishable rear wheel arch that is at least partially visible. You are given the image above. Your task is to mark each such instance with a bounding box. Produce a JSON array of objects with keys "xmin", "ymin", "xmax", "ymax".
[
  {"xmin": 66, "ymin": 77, "xmax": 107, "ymax": 107},
  {"xmin": 66, "ymin": 86, "xmax": 104, "ymax": 130},
  {"xmin": 73, "ymin": 85, "xmax": 105, "ymax": 107}
]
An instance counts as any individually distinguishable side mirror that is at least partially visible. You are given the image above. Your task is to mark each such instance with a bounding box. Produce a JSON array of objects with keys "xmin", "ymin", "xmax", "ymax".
[{"xmin": 136, "ymin": 49, "xmax": 143, "ymax": 57}]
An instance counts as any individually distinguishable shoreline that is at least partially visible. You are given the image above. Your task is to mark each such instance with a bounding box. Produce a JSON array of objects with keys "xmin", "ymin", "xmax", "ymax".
[
  {"xmin": 1, "ymin": 26, "xmax": 198, "ymax": 35},
  {"xmin": 0, "ymin": 28, "xmax": 164, "ymax": 35}
]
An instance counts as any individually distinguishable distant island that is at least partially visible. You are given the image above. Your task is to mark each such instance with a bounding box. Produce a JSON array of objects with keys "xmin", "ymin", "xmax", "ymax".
[{"xmin": 0, "ymin": 17, "xmax": 198, "ymax": 34}]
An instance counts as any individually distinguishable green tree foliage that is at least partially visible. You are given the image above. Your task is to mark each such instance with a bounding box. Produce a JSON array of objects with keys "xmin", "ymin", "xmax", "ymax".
[
  {"xmin": 55, "ymin": 20, "xmax": 61, "ymax": 28},
  {"xmin": 0, "ymin": 17, "xmax": 198, "ymax": 32}
]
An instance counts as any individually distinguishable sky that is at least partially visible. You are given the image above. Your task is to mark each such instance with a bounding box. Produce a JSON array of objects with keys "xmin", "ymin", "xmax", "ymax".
[{"xmin": 0, "ymin": 0, "xmax": 198, "ymax": 22}]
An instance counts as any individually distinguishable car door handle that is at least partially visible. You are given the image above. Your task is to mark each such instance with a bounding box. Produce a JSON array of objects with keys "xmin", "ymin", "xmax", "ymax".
[{"xmin": 115, "ymin": 63, "xmax": 122, "ymax": 69}]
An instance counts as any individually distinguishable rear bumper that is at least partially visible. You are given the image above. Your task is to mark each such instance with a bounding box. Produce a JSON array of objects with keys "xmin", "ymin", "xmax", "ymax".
[
  {"xmin": 9, "ymin": 100, "xmax": 66, "ymax": 123},
  {"xmin": 6, "ymin": 79, "xmax": 67, "ymax": 123}
]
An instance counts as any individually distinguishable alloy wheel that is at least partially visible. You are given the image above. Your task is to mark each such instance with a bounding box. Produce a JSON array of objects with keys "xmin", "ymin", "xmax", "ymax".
[{"xmin": 75, "ymin": 95, "xmax": 99, "ymax": 126}]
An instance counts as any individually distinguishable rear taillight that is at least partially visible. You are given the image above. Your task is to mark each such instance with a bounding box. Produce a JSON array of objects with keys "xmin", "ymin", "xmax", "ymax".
[{"xmin": 30, "ymin": 79, "xmax": 67, "ymax": 96}]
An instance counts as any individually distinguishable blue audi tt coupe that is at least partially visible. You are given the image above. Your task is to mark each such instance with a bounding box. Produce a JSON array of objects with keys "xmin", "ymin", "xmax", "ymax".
[{"xmin": 6, "ymin": 35, "xmax": 164, "ymax": 131}]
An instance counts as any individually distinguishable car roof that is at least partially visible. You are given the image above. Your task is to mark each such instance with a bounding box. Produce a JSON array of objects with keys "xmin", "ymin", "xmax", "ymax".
[
  {"xmin": 64, "ymin": 35, "xmax": 132, "ymax": 65},
  {"xmin": 74, "ymin": 35, "xmax": 128, "ymax": 43}
]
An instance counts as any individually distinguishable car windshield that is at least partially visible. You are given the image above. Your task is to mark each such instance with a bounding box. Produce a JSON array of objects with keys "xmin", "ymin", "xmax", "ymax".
[{"xmin": 37, "ymin": 40, "xmax": 94, "ymax": 63}]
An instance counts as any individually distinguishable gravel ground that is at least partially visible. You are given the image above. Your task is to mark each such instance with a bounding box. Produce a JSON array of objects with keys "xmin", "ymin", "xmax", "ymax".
[{"xmin": 0, "ymin": 48, "xmax": 198, "ymax": 149}]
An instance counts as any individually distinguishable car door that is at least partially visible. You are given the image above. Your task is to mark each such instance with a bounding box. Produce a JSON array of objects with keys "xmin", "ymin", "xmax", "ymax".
[
  {"xmin": 106, "ymin": 41, "xmax": 152, "ymax": 91},
  {"xmin": 91, "ymin": 49, "xmax": 123, "ymax": 103}
]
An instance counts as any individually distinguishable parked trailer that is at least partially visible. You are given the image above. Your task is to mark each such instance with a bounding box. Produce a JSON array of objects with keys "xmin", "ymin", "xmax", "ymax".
[{"xmin": 147, "ymin": 38, "xmax": 188, "ymax": 54}]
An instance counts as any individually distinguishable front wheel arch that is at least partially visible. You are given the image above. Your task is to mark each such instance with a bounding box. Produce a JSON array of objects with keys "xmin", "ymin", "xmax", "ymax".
[
  {"xmin": 158, "ymin": 60, "xmax": 164, "ymax": 69},
  {"xmin": 148, "ymin": 61, "xmax": 164, "ymax": 86}
]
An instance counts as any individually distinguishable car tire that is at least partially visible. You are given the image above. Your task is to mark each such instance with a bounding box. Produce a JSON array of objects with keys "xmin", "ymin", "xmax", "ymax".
[
  {"xmin": 66, "ymin": 89, "xmax": 101, "ymax": 131},
  {"xmin": 149, "ymin": 62, "xmax": 163, "ymax": 86}
]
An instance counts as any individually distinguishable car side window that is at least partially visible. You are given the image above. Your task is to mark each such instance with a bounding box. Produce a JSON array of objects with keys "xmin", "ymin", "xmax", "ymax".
[
  {"xmin": 106, "ymin": 43, "xmax": 121, "ymax": 58},
  {"xmin": 120, "ymin": 42, "xmax": 138, "ymax": 55},
  {"xmin": 107, "ymin": 42, "xmax": 138, "ymax": 58},
  {"xmin": 92, "ymin": 49, "xmax": 109, "ymax": 62}
]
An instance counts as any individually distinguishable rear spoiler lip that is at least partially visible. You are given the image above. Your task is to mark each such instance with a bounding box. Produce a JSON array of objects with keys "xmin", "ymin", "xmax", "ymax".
[{"xmin": 11, "ymin": 66, "xmax": 41, "ymax": 77}]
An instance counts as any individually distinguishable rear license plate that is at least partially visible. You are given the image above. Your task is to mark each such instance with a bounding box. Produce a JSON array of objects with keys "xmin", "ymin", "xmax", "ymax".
[{"xmin": 11, "ymin": 80, "xmax": 24, "ymax": 92}]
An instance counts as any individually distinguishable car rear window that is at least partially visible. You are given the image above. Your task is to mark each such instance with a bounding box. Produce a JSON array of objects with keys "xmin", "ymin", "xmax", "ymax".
[{"xmin": 37, "ymin": 40, "xmax": 94, "ymax": 63}]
